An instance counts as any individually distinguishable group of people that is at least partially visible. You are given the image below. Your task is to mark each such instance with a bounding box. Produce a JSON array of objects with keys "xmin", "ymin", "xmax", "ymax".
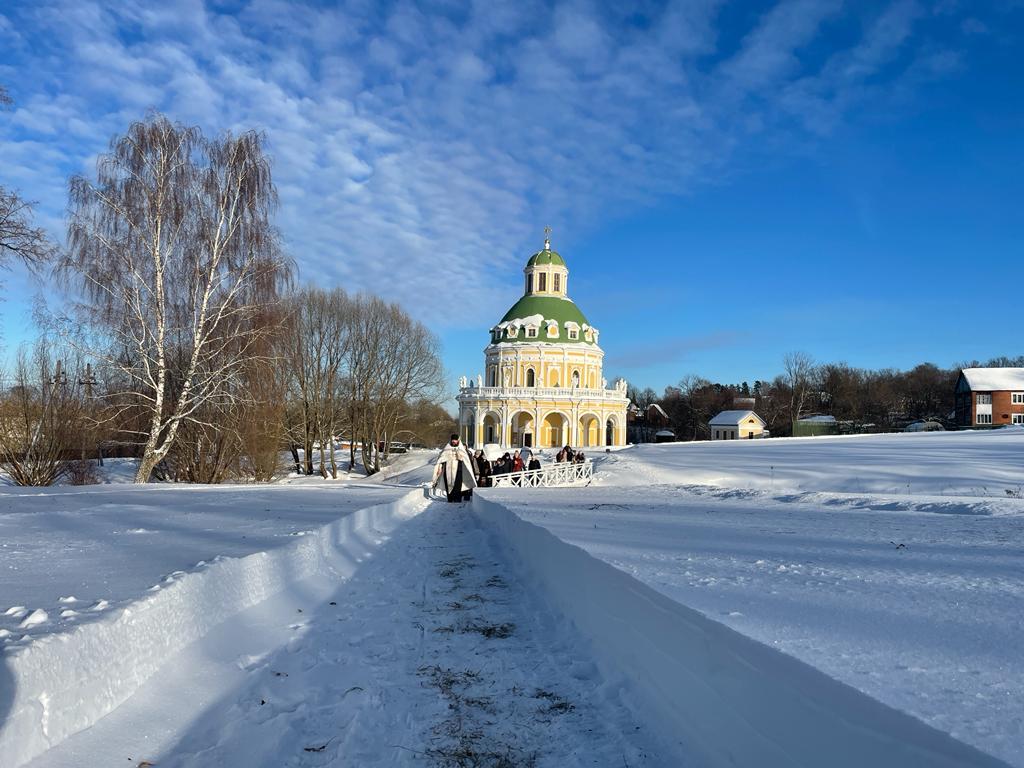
[
  {"xmin": 431, "ymin": 435, "xmax": 590, "ymax": 503},
  {"xmin": 431, "ymin": 435, "xmax": 550, "ymax": 502},
  {"xmin": 555, "ymin": 445, "xmax": 587, "ymax": 464},
  {"xmin": 475, "ymin": 448, "xmax": 541, "ymax": 487}
]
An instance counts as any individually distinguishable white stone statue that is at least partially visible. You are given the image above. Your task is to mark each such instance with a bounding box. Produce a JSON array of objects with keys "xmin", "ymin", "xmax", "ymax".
[{"xmin": 458, "ymin": 375, "xmax": 468, "ymax": 389}]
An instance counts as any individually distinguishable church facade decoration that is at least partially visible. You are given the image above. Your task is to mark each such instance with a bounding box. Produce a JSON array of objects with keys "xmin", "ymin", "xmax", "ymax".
[{"xmin": 457, "ymin": 234, "xmax": 629, "ymax": 449}]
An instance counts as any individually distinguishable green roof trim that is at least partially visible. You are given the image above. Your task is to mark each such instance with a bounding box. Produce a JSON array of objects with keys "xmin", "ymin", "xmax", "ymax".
[{"xmin": 526, "ymin": 248, "xmax": 566, "ymax": 267}]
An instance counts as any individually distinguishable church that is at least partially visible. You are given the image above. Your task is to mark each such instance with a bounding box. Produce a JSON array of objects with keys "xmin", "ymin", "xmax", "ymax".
[{"xmin": 457, "ymin": 233, "xmax": 629, "ymax": 450}]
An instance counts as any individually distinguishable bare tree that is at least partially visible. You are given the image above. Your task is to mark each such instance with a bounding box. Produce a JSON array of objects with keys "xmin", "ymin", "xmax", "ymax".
[
  {"xmin": 280, "ymin": 289, "xmax": 444, "ymax": 477},
  {"xmin": 1, "ymin": 85, "xmax": 54, "ymax": 276},
  {"xmin": 0, "ymin": 342, "xmax": 88, "ymax": 485},
  {"xmin": 348, "ymin": 295, "xmax": 444, "ymax": 474},
  {"xmin": 282, "ymin": 287, "xmax": 350, "ymax": 477},
  {"xmin": 0, "ymin": 188, "xmax": 54, "ymax": 273},
  {"xmin": 61, "ymin": 112, "xmax": 292, "ymax": 482},
  {"xmin": 783, "ymin": 351, "xmax": 816, "ymax": 425}
]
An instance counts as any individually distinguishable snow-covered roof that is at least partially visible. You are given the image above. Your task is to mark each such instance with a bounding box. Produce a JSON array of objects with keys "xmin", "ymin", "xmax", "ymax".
[
  {"xmin": 960, "ymin": 367, "xmax": 1024, "ymax": 391},
  {"xmin": 798, "ymin": 415, "xmax": 837, "ymax": 423},
  {"xmin": 654, "ymin": 429, "xmax": 675, "ymax": 437},
  {"xmin": 496, "ymin": 314, "xmax": 544, "ymax": 330},
  {"xmin": 709, "ymin": 410, "xmax": 765, "ymax": 427},
  {"xmin": 648, "ymin": 403, "xmax": 668, "ymax": 419}
]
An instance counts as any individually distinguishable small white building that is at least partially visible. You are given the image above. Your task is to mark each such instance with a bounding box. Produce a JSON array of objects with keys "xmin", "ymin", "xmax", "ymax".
[{"xmin": 710, "ymin": 410, "xmax": 767, "ymax": 440}]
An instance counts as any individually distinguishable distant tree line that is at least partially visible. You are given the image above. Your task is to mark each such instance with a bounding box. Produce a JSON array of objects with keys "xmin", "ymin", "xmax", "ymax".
[
  {"xmin": 0, "ymin": 107, "xmax": 454, "ymax": 485},
  {"xmin": 630, "ymin": 352, "xmax": 1024, "ymax": 441}
]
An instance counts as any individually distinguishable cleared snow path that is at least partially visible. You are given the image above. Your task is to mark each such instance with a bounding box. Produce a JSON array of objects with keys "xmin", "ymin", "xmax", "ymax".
[{"xmin": 38, "ymin": 501, "xmax": 666, "ymax": 767}]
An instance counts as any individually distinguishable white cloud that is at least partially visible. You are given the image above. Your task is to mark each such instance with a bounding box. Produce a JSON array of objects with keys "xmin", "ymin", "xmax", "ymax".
[{"xmin": 0, "ymin": 0, "xmax": 971, "ymax": 330}]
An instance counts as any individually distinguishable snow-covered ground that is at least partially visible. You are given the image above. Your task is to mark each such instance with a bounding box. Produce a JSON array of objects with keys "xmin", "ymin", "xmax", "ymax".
[
  {"xmin": 0, "ymin": 481, "xmax": 409, "ymax": 646},
  {"xmin": 2, "ymin": 433, "xmax": 1021, "ymax": 766},
  {"xmin": 591, "ymin": 427, "xmax": 1024, "ymax": 498},
  {"xmin": 491, "ymin": 429, "xmax": 1024, "ymax": 766}
]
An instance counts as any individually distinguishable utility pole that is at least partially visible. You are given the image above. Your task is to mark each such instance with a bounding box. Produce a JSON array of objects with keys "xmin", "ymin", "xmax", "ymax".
[
  {"xmin": 78, "ymin": 363, "xmax": 101, "ymax": 465},
  {"xmin": 79, "ymin": 363, "xmax": 96, "ymax": 398}
]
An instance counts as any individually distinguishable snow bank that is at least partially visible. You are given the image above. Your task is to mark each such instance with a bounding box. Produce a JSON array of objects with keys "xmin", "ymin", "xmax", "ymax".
[
  {"xmin": 473, "ymin": 496, "xmax": 1010, "ymax": 768},
  {"xmin": 0, "ymin": 488, "xmax": 429, "ymax": 768}
]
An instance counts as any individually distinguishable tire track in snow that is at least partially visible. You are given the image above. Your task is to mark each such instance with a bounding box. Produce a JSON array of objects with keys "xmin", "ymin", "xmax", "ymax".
[{"xmin": 158, "ymin": 501, "xmax": 662, "ymax": 767}]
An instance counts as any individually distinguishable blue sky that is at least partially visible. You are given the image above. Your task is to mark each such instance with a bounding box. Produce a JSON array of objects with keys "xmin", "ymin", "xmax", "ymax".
[{"xmin": 1, "ymin": 0, "xmax": 1021, "ymax": 397}]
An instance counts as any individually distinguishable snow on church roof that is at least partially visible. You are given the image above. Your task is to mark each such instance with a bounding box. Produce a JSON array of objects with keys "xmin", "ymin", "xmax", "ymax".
[
  {"xmin": 709, "ymin": 410, "xmax": 765, "ymax": 427},
  {"xmin": 960, "ymin": 368, "xmax": 1024, "ymax": 391}
]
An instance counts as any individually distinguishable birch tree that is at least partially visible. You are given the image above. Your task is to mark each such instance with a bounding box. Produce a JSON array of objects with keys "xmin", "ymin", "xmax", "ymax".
[
  {"xmin": 783, "ymin": 351, "xmax": 817, "ymax": 425},
  {"xmin": 62, "ymin": 112, "xmax": 291, "ymax": 482}
]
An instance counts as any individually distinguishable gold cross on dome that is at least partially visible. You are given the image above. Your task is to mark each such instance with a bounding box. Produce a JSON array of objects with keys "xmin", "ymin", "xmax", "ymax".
[{"xmin": 543, "ymin": 225, "xmax": 552, "ymax": 249}]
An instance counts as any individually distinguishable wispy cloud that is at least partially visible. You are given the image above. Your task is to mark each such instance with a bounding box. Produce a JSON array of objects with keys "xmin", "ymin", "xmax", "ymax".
[{"xmin": 0, "ymin": 0, "xmax": 971, "ymax": 329}]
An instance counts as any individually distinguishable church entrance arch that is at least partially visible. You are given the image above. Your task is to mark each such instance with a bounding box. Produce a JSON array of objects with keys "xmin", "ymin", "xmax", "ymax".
[
  {"xmin": 578, "ymin": 413, "xmax": 600, "ymax": 448},
  {"xmin": 482, "ymin": 411, "xmax": 501, "ymax": 445},
  {"xmin": 541, "ymin": 411, "xmax": 570, "ymax": 448},
  {"xmin": 510, "ymin": 411, "xmax": 535, "ymax": 448},
  {"xmin": 605, "ymin": 415, "xmax": 618, "ymax": 446}
]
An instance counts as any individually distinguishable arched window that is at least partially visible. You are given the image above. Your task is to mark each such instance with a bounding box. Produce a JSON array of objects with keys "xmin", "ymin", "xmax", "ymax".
[
  {"xmin": 538, "ymin": 273, "xmax": 547, "ymax": 291},
  {"xmin": 488, "ymin": 367, "xmax": 496, "ymax": 387},
  {"xmin": 572, "ymin": 371, "xmax": 580, "ymax": 387},
  {"xmin": 526, "ymin": 274, "xmax": 533, "ymax": 293},
  {"xmin": 526, "ymin": 369, "xmax": 535, "ymax": 387},
  {"xmin": 554, "ymin": 273, "xmax": 561, "ymax": 293}
]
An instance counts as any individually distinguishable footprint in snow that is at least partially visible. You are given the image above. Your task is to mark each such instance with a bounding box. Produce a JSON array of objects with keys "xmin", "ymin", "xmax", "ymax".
[
  {"xmin": 89, "ymin": 600, "xmax": 110, "ymax": 612},
  {"xmin": 3, "ymin": 606, "xmax": 27, "ymax": 618}
]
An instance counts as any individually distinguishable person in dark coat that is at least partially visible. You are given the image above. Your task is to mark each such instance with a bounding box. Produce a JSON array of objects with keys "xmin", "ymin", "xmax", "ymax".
[
  {"xmin": 497, "ymin": 452, "xmax": 513, "ymax": 474},
  {"xmin": 528, "ymin": 453, "xmax": 541, "ymax": 471},
  {"xmin": 474, "ymin": 450, "xmax": 492, "ymax": 487},
  {"xmin": 431, "ymin": 434, "xmax": 477, "ymax": 502}
]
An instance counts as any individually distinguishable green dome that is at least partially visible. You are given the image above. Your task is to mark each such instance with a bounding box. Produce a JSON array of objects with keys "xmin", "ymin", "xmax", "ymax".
[
  {"xmin": 526, "ymin": 248, "xmax": 566, "ymax": 267},
  {"xmin": 494, "ymin": 295, "xmax": 595, "ymax": 345}
]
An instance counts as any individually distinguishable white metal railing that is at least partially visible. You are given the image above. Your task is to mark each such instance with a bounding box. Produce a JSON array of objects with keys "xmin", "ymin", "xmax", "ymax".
[
  {"xmin": 458, "ymin": 386, "xmax": 627, "ymax": 401},
  {"xmin": 489, "ymin": 460, "xmax": 593, "ymax": 488}
]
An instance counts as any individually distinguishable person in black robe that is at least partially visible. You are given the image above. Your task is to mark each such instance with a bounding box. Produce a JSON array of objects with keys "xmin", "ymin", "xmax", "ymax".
[{"xmin": 431, "ymin": 435, "xmax": 477, "ymax": 502}]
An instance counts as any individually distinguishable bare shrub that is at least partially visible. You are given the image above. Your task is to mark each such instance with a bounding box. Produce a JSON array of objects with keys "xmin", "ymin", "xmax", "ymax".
[{"xmin": 66, "ymin": 459, "xmax": 101, "ymax": 485}]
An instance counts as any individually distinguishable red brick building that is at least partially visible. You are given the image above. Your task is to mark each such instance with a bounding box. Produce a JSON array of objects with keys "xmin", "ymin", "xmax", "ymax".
[{"xmin": 954, "ymin": 368, "xmax": 1024, "ymax": 427}]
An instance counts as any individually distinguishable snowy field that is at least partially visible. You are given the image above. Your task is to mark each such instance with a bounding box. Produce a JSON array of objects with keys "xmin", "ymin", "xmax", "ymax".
[
  {"xmin": 1, "ymin": 431, "xmax": 1022, "ymax": 766},
  {"xmin": 592, "ymin": 427, "xmax": 1024, "ymax": 499},
  {"xmin": 0, "ymin": 478, "xmax": 408, "ymax": 645},
  {"xmin": 491, "ymin": 429, "xmax": 1024, "ymax": 766}
]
